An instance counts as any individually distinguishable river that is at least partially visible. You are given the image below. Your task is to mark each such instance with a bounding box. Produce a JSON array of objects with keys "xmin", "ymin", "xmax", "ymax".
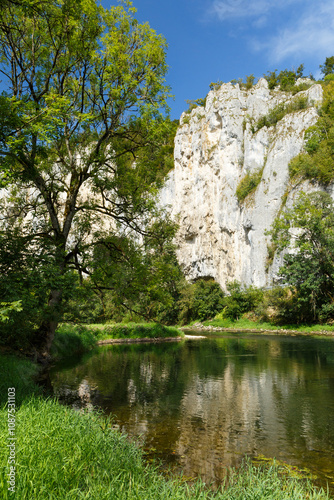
[{"xmin": 49, "ymin": 333, "xmax": 334, "ymax": 490}]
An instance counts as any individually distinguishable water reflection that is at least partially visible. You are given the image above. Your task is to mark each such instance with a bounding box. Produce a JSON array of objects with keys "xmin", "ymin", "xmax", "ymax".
[
  {"xmin": 55, "ymin": 379, "xmax": 99, "ymax": 411},
  {"xmin": 50, "ymin": 335, "xmax": 334, "ymax": 488}
]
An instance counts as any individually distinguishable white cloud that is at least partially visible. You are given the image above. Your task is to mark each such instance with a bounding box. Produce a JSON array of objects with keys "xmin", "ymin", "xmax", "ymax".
[
  {"xmin": 210, "ymin": 0, "xmax": 298, "ymax": 21},
  {"xmin": 210, "ymin": 0, "xmax": 334, "ymax": 65},
  {"xmin": 263, "ymin": 2, "xmax": 334, "ymax": 63}
]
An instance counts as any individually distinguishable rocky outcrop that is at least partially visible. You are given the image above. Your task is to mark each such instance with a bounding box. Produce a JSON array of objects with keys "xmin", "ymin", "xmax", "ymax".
[{"xmin": 160, "ymin": 79, "xmax": 324, "ymax": 289}]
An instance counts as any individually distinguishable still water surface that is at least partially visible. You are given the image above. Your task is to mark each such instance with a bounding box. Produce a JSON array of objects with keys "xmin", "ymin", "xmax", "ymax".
[{"xmin": 50, "ymin": 333, "xmax": 334, "ymax": 488}]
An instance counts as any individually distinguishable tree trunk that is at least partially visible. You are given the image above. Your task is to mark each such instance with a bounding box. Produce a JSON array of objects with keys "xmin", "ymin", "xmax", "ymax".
[{"xmin": 36, "ymin": 289, "xmax": 62, "ymax": 362}]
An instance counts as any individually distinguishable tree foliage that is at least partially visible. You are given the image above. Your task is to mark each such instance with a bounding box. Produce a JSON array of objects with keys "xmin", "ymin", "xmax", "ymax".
[
  {"xmin": 0, "ymin": 300, "xmax": 22, "ymax": 323},
  {"xmin": 320, "ymin": 56, "xmax": 334, "ymax": 77},
  {"xmin": 263, "ymin": 65, "xmax": 306, "ymax": 91},
  {"xmin": 219, "ymin": 281, "xmax": 263, "ymax": 321},
  {"xmin": 0, "ymin": 0, "xmax": 177, "ymax": 356},
  {"xmin": 271, "ymin": 191, "xmax": 334, "ymax": 323},
  {"xmin": 177, "ymin": 279, "xmax": 225, "ymax": 324},
  {"xmin": 289, "ymin": 81, "xmax": 334, "ymax": 184}
]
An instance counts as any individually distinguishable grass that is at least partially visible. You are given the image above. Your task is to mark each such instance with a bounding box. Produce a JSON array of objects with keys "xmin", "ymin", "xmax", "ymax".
[
  {"xmin": 52, "ymin": 323, "xmax": 183, "ymax": 359},
  {"xmin": 93, "ymin": 322, "xmax": 182, "ymax": 340},
  {"xmin": 199, "ymin": 317, "xmax": 334, "ymax": 334},
  {"xmin": 0, "ymin": 353, "xmax": 41, "ymax": 406},
  {"xmin": 0, "ymin": 352, "xmax": 331, "ymax": 499}
]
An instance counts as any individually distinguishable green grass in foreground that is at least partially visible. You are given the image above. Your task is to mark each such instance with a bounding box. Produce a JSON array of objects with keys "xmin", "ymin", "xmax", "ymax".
[
  {"xmin": 52, "ymin": 323, "xmax": 183, "ymax": 359},
  {"xmin": 201, "ymin": 317, "xmax": 334, "ymax": 333},
  {"xmin": 0, "ymin": 396, "xmax": 330, "ymax": 499},
  {"xmin": 0, "ymin": 353, "xmax": 41, "ymax": 406},
  {"xmin": 0, "ymin": 353, "xmax": 330, "ymax": 499}
]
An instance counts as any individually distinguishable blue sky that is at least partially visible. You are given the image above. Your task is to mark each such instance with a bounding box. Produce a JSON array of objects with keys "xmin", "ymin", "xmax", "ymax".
[{"xmin": 102, "ymin": 0, "xmax": 334, "ymax": 119}]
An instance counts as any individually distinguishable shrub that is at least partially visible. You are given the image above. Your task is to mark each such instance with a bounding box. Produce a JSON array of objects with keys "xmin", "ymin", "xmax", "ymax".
[
  {"xmin": 51, "ymin": 324, "xmax": 98, "ymax": 359},
  {"xmin": 209, "ymin": 80, "xmax": 223, "ymax": 91},
  {"xmin": 255, "ymin": 95, "xmax": 309, "ymax": 132},
  {"xmin": 236, "ymin": 168, "xmax": 263, "ymax": 202},
  {"xmin": 101, "ymin": 322, "xmax": 181, "ymax": 339},
  {"xmin": 263, "ymin": 64, "xmax": 305, "ymax": 91},
  {"xmin": 184, "ymin": 97, "xmax": 206, "ymax": 115},
  {"xmin": 178, "ymin": 279, "xmax": 225, "ymax": 324},
  {"xmin": 254, "ymin": 287, "xmax": 297, "ymax": 324},
  {"xmin": 221, "ymin": 281, "xmax": 264, "ymax": 321}
]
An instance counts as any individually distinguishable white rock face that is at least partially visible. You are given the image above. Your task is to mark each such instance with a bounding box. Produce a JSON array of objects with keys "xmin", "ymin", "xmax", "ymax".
[{"xmin": 160, "ymin": 79, "xmax": 323, "ymax": 289}]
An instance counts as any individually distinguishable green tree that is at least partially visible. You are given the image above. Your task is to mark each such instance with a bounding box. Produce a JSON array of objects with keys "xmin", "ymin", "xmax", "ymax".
[
  {"xmin": 0, "ymin": 0, "xmax": 175, "ymax": 357},
  {"xmin": 289, "ymin": 81, "xmax": 334, "ymax": 184},
  {"xmin": 90, "ymin": 222, "xmax": 183, "ymax": 323},
  {"xmin": 263, "ymin": 64, "xmax": 305, "ymax": 91},
  {"xmin": 320, "ymin": 56, "xmax": 334, "ymax": 77},
  {"xmin": 177, "ymin": 279, "xmax": 225, "ymax": 324},
  {"xmin": 222, "ymin": 281, "xmax": 263, "ymax": 320},
  {"xmin": 245, "ymin": 74, "xmax": 256, "ymax": 90},
  {"xmin": 271, "ymin": 191, "xmax": 334, "ymax": 323}
]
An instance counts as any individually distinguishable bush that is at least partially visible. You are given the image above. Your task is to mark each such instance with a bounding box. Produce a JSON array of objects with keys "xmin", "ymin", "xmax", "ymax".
[
  {"xmin": 254, "ymin": 287, "xmax": 297, "ymax": 325},
  {"xmin": 178, "ymin": 279, "xmax": 225, "ymax": 324},
  {"xmin": 51, "ymin": 324, "xmax": 98, "ymax": 359},
  {"xmin": 236, "ymin": 168, "xmax": 263, "ymax": 202},
  {"xmin": 184, "ymin": 97, "xmax": 206, "ymax": 114},
  {"xmin": 263, "ymin": 64, "xmax": 306, "ymax": 91},
  {"xmin": 221, "ymin": 281, "xmax": 264, "ymax": 321},
  {"xmin": 51, "ymin": 323, "xmax": 182, "ymax": 359},
  {"xmin": 255, "ymin": 95, "xmax": 309, "ymax": 132},
  {"xmin": 209, "ymin": 80, "xmax": 223, "ymax": 91}
]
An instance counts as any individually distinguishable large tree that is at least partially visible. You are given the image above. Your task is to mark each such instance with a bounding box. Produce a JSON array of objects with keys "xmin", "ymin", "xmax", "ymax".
[{"xmin": 0, "ymin": 0, "xmax": 176, "ymax": 357}]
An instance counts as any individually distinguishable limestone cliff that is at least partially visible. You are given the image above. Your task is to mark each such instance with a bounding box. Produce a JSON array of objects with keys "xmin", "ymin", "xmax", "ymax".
[{"xmin": 160, "ymin": 78, "xmax": 324, "ymax": 289}]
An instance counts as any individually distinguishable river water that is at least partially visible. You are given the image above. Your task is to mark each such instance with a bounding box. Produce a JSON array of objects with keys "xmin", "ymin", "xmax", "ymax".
[{"xmin": 49, "ymin": 333, "xmax": 334, "ymax": 490}]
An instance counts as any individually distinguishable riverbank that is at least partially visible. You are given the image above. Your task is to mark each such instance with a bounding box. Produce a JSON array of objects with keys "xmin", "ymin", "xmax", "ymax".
[
  {"xmin": 0, "ymin": 351, "xmax": 331, "ymax": 499},
  {"xmin": 181, "ymin": 319, "xmax": 334, "ymax": 337},
  {"xmin": 51, "ymin": 322, "xmax": 183, "ymax": 359},
  {"xmin": 50, "ymin": 319, "xmax": 334, "ymax": 362},
  {"xmin": 97, "ymin": 336, "xmax": 184, "ymax": 345}
]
